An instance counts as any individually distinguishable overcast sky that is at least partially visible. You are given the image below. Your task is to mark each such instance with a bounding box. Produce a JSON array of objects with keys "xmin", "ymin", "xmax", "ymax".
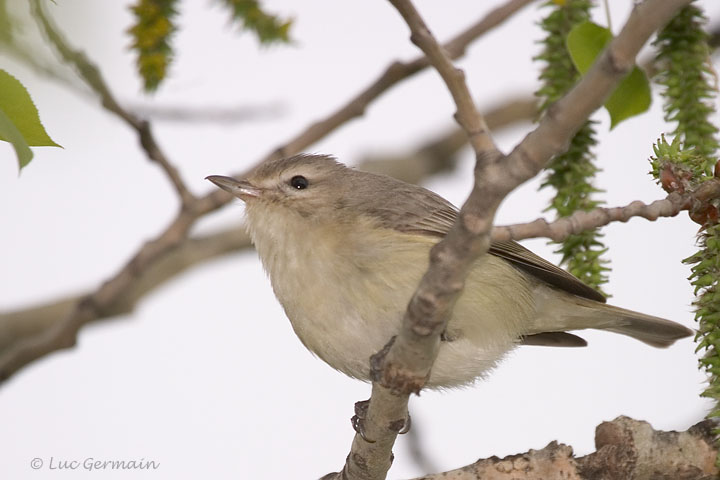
[{"xmin": 1, "ymin": 1, "xmax": 719, "ymax": 478}]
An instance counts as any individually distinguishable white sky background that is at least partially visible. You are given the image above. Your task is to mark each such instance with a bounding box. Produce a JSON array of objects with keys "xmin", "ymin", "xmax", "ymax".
[{"xmin": 1, "ymin": 0, "xmax": 719, "ymax": 478}]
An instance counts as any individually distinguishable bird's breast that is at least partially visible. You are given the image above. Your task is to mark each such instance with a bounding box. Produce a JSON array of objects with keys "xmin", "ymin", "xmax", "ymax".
[
  {"xmin": 247, "ymin": 209, "xmax": 435, "ymax": 379},
  {"xmin": 244, "ymin": 207, "xmax": 536, "ymax": 386}
]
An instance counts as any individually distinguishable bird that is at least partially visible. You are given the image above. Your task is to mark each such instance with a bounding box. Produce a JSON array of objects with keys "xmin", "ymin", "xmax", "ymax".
[{"xmin": 206, "ymin": 153, "xmax": 693, "ymax": 389}]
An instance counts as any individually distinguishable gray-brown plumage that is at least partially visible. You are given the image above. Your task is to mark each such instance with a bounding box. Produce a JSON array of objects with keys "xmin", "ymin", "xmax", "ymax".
[{"xmin": 207, "ymin": 154, "xmax": 693, "ymax": 388}]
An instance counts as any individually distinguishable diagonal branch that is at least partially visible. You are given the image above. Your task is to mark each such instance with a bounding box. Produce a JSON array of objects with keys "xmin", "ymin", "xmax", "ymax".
[
  {"xmin": 30, "ymin": 0, "xmax": 196, "ymax": 208},
  {"xmin": 390, "ymin": 0, "xmax": 498, "ymax": 158},
  {"xmin": 0, "ymin": 96, "xmax": 533, "ymax": 363},
  {"xmin": 336, "ymin": 0, "xmax": 506, "ymax": 477},
  {"xmin": 0, "ymin": 227, "xmax": 250, "ymax": 354},
  {"xmin": 0, "ymin": 1, "xmax": 533, "ymax": 383},
  {"xmin": 331, "ymin": 1, "xmax": 693, "ymax": 479},
  {"xmin": 492, "ymin": 179, "xmax": 720, "ymax": 243},
  {"xmin": 198, "ymin": 0, "xmax": 536, "ymax": 212}
]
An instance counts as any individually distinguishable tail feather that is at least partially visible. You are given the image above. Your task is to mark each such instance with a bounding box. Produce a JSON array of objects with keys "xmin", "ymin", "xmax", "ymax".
[
  {"xmin": 598, "ymin": 304, "xmax": 694, "ymax": 348},
  {"xmin": 531, "ymin": 288, "xmax": 694, "ymax": 348}
]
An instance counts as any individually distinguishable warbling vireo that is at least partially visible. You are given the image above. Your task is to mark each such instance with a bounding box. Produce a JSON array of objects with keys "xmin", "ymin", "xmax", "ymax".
[{"xmin": 207, "ymin": 154, "xmax": 692, "ymax": 388}]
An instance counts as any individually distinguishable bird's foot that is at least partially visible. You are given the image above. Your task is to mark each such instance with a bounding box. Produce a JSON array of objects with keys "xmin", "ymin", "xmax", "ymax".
[
  {"xmin": 351, "ymin": 399, "xmax": 374, "ymax": 443},
  {"xmin": 388, "ymin": 412, "xmax": 411, "ymax": 435},
  {"xmin": 351, "ymin": 399, "xmax": 411, "ymax": 442}
]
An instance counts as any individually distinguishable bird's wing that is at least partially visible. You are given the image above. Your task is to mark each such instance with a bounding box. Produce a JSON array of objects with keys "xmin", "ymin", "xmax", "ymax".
[
  {"xmin": 388, "ymin": 188, "xmax": 606, "ymax": 303},
  {"xmin": 488, "ymin": 240, "xmax": 606, "ymax": 303}
]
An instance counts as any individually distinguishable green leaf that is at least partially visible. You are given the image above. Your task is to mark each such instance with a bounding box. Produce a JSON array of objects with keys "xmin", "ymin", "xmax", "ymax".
[
  {"xmin": 605, "ymin": 66, "xmax": 651, "ymax": 128},
  {"xmin": 0, "ymin": 107, "xmax": 32, "ymax": 169},
  {"xmin": 0, "ymin": 69, "xmax": 60, "ymax": 147},
  {"xmin": 567, "ymin": 21, "xmax": 651, "ymax": 128},
  {"xmin": 566, "ymin": 21, "xmax": 612, "ymax": 74}
]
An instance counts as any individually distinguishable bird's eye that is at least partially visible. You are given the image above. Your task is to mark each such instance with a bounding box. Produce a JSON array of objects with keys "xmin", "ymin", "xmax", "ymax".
[{"xmin": 290, "ymin": 175, "xmax": 309, "ymax": 190}]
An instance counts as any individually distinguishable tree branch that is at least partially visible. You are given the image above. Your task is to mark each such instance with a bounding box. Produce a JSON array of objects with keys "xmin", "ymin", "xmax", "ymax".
[
  {"xmin": 330, "ymin": 1, "xmax": 693, "ymax": 479},
  {"xmin": 413, "ymin": 416, "xmax": 718, "ymax": 480},
  {"xmin": 125, "ymin": 102, "xmax": 285, "ymax": 124},
  {"xmin": 0, "ymin": 209, "xmax": 206, "ymax": 381},
  {"xmin": 0, "ymin": 1, "xmax": 533, "ymax": 383},
  {"xmin": 4, "ymin": 164, "xmax": 713, "ymax": 373},
  {"xmin": 0, "ymin": 227, "xmax": 250, "ymax": 353},
  {"xmin": 389, "ymin": 0, "xmax": 498, "ymax": 158},
  {"xmin": 335, "ymin": 0, "xmax": 506, "ymax": 477},
  {"xmin": 198, "ymin": 0, "xmax": 536, "ymax": 213},
  {"xmin": 30, "ymin": 0, "xmax": 196, "ymax": 208},
  {"xmin": 491, "ymin": 180, "xmax": 720, "ymax": 243},
  {"xmin": 360, "ymin": 96, "xmax": 536, "ymax": 181},
  {"xmin": 0, "ymin": 95, "xmax": 534, "ymax": 366}
]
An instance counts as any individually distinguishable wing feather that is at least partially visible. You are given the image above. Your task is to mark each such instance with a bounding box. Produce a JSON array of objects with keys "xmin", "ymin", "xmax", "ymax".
[{"xmin": 379, "ymin": 184, "xmax": 606, "ymax": 303}]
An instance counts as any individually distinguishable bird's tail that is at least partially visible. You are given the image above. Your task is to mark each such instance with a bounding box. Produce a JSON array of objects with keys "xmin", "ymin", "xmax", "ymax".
[
  {"xmin": 531, "ymin": 291, "xmax": 694, "ymax": 348},
  {"xmin": 590, "ymin": 303, "xmax": 694, "ymax": 347}
]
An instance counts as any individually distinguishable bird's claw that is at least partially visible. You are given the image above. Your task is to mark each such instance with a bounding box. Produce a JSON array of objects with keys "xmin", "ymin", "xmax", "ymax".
[
  {"xmin": 351, "ymin": 400, "xmax": 411, "ymax": 442},
  {"xmin": 388, "ymin": 412, "xmax": 412, "ymax": 434},
  {"xmin": 398, "ymin": 414, "xmax": 411, "ymax": 434},
  {"xmin": 351, "ymin": 400, "xmax": 374, "ymax": 443}
]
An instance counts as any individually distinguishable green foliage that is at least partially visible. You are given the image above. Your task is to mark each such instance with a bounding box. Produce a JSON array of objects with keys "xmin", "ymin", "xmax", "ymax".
[
  {"xmin": 567, "ymin": 21, "xmax": 651, "ymax": 129},
  {"xmin": 0, "ymin": 69, "xmax": 61, "ymax": 170},
  {"xmin": 566, "ymin": 21, "xmax": 612, "ymax": 72},
  {"xmin": 654, "ymin": 4, "xmax": 718, "ymax": 173},
  {"xmin": 603, "ymin": 67, "xmax": 651, "ymax": 129},
  {"xmin": 128, "ymin": 0, "xmax": 292, "ymax": 92},
  {"xmin": 221, "ymin": 0, "xmax": 292, "ymax": 45},
  {"xmin": 652, "ymin": 4, "xmax": 720, "ymax": 462},
  {"xmin": 536, "ymin": 0, "xmax": 610, "ymax": 295},
  {"xmin": 0, "ymin": 109, "xmax": 32, "ymax": 169},
  {"xmin": 128, "ymin": 0, "xmax": 179, "ymax": 92},
  {"xmin": 536, "ymin": 0, "xmax": 592, "ymax": 113},
  {"xmin": 686, "ymin": 224, "xmax": 720, "ymax": 418},
  {"xmin": 649, "ymin": 134, "xmax": 702, "ymax": 183}
]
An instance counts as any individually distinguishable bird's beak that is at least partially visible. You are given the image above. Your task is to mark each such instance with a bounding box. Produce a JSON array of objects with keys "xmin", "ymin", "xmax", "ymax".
[{"xmin": 205, "ymin": 175, "xmax": 261, "ymax": 200}]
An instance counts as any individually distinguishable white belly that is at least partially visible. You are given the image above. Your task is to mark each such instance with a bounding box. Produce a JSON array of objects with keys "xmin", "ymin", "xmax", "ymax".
[{"xmin": 246, "ymin": 208, "xmax": 535, "ymax": 388}]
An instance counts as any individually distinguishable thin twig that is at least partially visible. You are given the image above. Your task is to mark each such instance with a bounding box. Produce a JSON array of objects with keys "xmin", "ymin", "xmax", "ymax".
[
  {"xmin": 198, "ymin": 0, "xmax": 536, "ymax": 213},
  {"xmin": 125, "ymin": 102, "xmax": 285, "ymax": 124},
  {"xmin": 390, "ymin": 1, "xmax": 498, "ymax": 158},
  {"xmin": 360, "ymin": 96, "xmax": 536, "ymax": 181},
  {"xmin": 491, "ymin": 184, "xmax": 718, "ymax": 243},
  {"xmin": 30, "ymin": 0, "xmax": 196, "ymax": 208}
]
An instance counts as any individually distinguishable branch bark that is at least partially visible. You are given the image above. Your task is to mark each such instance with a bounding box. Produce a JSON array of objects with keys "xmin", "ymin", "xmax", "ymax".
[
  {"xmin": 491, "ymin": 180, "xmax": 720, "ymax": 243},
  {"xmin": 414, "ymin": 416, "xmax": 718, "ymax": 480},
  {"xmin": 199, "ymin": 0, "xmax": 536, "ymax": 213},
  {"xmin": 0, "ymin": 0, "xmax": 533, "ymax": 382},
  {"xmin": 330, "ymin": 1, "xmax": 693, "ymax": 479},
  {"xmin": 3, "ymin": 156, "xmax": 711, "ymax": 386},
  {"xmin": 0, "ymin": 95, "xmax": 533, "ymax": 365},
  {"xmin": 0, "ymin": 227, "xmax": 250, "ymax": 353}
]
